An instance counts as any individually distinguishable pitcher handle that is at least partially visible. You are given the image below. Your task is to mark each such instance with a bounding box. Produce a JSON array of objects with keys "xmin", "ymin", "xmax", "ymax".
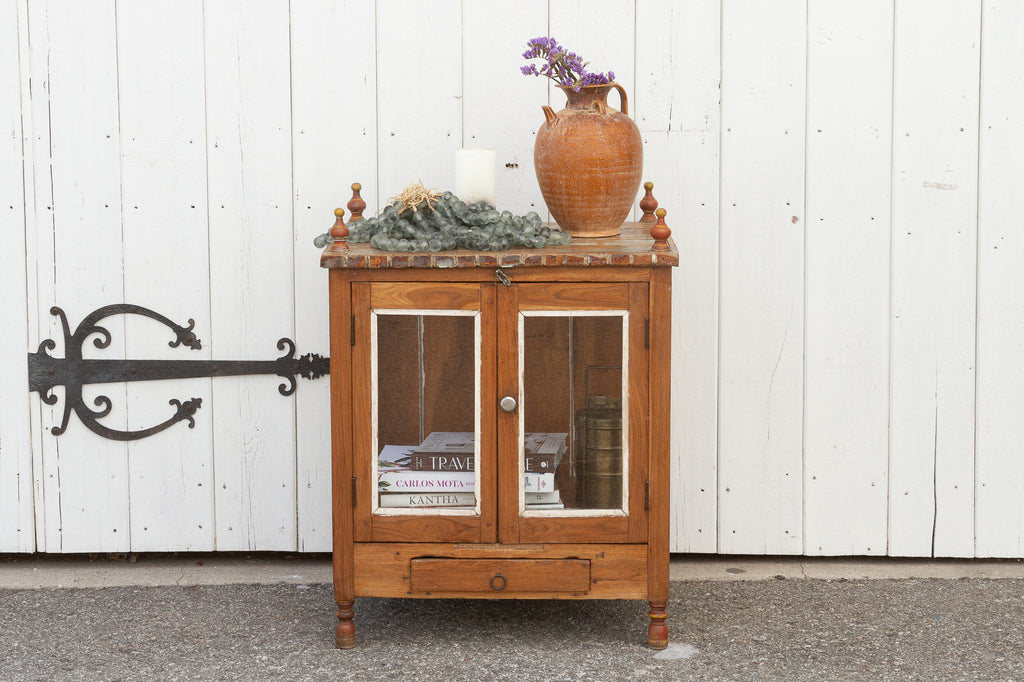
[{"xmin": 612, "ymin": 82, "xmax": 628, "ymax": 116}]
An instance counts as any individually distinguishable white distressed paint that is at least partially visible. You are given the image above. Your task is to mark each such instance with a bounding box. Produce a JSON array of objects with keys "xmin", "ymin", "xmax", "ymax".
[
  {"xmin": 0, "ymin": 0, "xmax": 35, "ymax": 552},
  {"xmin": 4, "ymin": 1, "xmax": 1024, "ymax": 558},
  {"xmin": 205, "ymin": 0, "xmax": 298, "ymax": 551},
  {"xmin": 375, "ymin": 0, "xmax": 462, "ymax": 207},
  {"xmin": 463, "ymin": 2, "xmax": 549, "ymax": 216},
  {"xmin": 27, "ymin": 0, "xmax": 131, "ymax": 553},
  {"xmin": 289, "ymin": 0, "xmax": 378, "ymax": 553},
  {"xmin": 802, "ymin": 2, "xmax": 893, "ymax": 556},
  {"xmin": 116, "ymin": 0, "xmax": 215, "ymax": 553},
  {"xmin": 976, "ymin": 0, "xmax": 1024, "ymax": 558},
  {"xmin": 888, "ymin": 0, "xmax": 981, "ymax": 558},
  {"xmin": 717, "ymin": 0, "xmax": 806, "ymax": 555},
  {"xmin": 635, "ymin": 0, "xmax": 721, "ymax": 554}
]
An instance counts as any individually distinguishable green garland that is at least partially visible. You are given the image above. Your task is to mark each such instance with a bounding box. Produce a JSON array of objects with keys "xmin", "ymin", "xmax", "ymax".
[{"xmin": 314, "ymin": 192, "xmax": 570, "ymax": 252}]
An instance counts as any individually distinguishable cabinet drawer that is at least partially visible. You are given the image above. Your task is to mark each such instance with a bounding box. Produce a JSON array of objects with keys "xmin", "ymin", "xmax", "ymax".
[{"xmin": 410, "ymin": 558, "xmax": 591, "ymax": 595}]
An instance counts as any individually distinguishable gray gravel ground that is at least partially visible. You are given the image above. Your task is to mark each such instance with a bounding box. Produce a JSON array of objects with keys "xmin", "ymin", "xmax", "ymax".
[{"xmin": 2, "ymin": 578, "xmax": 1023, "ymax": 681}]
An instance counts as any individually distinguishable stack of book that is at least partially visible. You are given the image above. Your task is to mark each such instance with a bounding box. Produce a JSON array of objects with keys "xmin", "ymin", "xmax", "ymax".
[
  {"xmin": 523, "ymin": 432, "xmax": 566, "ymax": 510},
  {"xmin": 376, "ymin": 431, "xmax": 567, "ymax": 509},
  {"xmin": 377, "ymin": 443, "xmax": 475, "ymax": 508}
]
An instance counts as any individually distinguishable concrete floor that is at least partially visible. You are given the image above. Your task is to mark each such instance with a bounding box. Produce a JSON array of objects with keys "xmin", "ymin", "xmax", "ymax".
[{"xmin": 3, "ymin": 554, "xmax": 1024, "ymax": 680}]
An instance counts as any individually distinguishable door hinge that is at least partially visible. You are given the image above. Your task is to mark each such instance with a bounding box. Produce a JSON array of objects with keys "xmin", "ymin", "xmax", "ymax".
[
  {"xmin": 645, "ymin": 480, "xmax": 650, "ymax": 511},
  {"xmin": 351, "ymin": 475, "xmax": 357, "ymax": 507},
  {"xmin": 27, "ymin": 304, "xmax": 328, "ymax": 441},
  {"xmin": 644, "ymin": 318, "xmax": 650, "ymax": 349},
  {"xmin": 351, "ymin": 314, "xmax": 356, "ymax": 346}
]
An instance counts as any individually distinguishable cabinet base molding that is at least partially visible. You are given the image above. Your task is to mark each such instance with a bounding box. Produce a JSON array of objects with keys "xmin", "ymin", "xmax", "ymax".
[{"xmin": 353, "ymin": 542, "xmax": 648, "ymax": 600}]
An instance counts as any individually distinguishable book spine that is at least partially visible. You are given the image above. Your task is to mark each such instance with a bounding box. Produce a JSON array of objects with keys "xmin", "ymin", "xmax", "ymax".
[
  {"xmin": 379, "ymin": 492, "xmax": 476, "ymax": 508},
  {"xmin": 523, "ymin": 472, "xmax": 555, "ymax": 492},
  {"xmin": 378, "ymin": 471, "xmax": 475, "ymax": 492},
  {"xmin": 524, "ymin": 453, "xmax": 561, "ymax": 473},
  {"xmin": 410, "ymin": 453, "xmax": 475, "ymax": 472}
]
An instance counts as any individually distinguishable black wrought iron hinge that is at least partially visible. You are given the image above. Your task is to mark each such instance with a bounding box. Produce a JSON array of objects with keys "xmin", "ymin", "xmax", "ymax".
[{"xmin": 27, "ymin": 304, "xmax": 329, "ymax": 441}]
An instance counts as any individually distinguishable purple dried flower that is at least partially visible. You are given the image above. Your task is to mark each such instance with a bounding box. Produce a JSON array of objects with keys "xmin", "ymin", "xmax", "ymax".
[{"xmin": 519, "ymin": 36, "xmax": 614, "ymax": 91}]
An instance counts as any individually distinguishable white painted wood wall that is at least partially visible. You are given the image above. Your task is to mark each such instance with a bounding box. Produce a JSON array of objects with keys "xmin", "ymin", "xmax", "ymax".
[{"xmin": 3, "ymin": 0, "xmax": 1023, "ymax": 557}]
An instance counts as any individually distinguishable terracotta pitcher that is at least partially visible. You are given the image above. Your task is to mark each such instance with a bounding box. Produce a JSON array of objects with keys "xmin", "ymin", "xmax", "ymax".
[{"xmin": 534, "ymin": 83, "xmax": 643, "ymax": 238}]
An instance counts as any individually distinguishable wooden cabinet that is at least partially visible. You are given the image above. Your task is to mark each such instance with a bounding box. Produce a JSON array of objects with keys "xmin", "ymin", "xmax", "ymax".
[{"xmin": 322, "ymin": 221, "xmax": 677, "ymax": 649}]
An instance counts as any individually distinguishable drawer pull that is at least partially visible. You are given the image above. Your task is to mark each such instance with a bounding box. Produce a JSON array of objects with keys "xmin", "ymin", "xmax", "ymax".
[{"xmin": 490, "ymin": 573, "xmax": 507, "ymax": 590}]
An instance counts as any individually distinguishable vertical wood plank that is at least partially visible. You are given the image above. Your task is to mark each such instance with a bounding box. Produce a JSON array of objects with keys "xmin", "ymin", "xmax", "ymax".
[
  {"xmin": 375, "ymin": 0, "xmax": 462, "ymax": 205},
  {"xmin": 205, "ymin": 0, "xmax": 297, "ymax": 551},
  {"xmin": 28, "ymin": 0, "xmax": 130, "ymax": 553},
  {"xmin": 976, "ymin": 1, "xmax": 1024, "ymax": 558},
  {"xmin": 290, "ymin": 0, "xmax": 377, "ymax": 553},
  {"xmin": 802, "ymin": 1, "xmax": 893, "ymax": 556},
  {"xmin": 889, "ymin": 0, "xmax": 980, "ymax": 558},
  {"xmin": 463, "ymin": 1, "xmax": 548, "ymax": 215},
  {"xmin": 116, "ymin": 0, "xmax": 215, "ymax": 552},
  {"xmin": 549, "ymin": 0, "xmax": 636, "ymax": 219},
  {"xmin": 548, "ymin": 0, "xmax": 635, "ymax": 109},
  {"xmin": 718, "ymin": 0, "xmax": 806, "ymax": 555},
  {"xmin": 0, "ymin": 0, "xmax": 35, "ymax": 552},
  {"xmin": 635, "ymin": 0, "xmax": 721, "ymax": 554}
]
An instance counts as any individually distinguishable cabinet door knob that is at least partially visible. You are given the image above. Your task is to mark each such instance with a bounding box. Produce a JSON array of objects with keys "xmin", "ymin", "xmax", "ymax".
[{"xmin": 500, "ymin": 396, "xmax": 517, "ymax": 412}]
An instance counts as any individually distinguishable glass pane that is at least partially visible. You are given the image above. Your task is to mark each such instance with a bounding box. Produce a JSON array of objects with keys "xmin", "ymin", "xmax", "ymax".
[
  {"xmin": 521, "ymin": 313, "xmax": 626, "ymax": 513},
  {"xmin": 374, "ymin": 312, "xmax": 478, "ymax": 512}
]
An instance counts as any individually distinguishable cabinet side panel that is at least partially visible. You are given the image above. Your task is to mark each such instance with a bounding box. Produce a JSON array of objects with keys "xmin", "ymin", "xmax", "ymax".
[
  {"xmin": 330, "ymin": 271, "xmax": 355, "ymax": 599},
  {"xmin": 647, "ymin": 270, "xmax": 671, "ymax": 604}
]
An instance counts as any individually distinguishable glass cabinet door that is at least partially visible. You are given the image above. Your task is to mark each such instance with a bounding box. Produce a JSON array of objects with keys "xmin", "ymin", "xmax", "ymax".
[
  {"xmin": 521, "ymin": 312, "xmax": 627, "ymax": 514},
  {"xmin": 353, "ymin": 282, "xmax": 496, "ymax": 543},
  {"xmin": 503, "ymin": 282, "xmax": 649, "ymax": 544},
  {"xmin": 373, "ymin": 311, "xmax": 479, "ymax": 514}
]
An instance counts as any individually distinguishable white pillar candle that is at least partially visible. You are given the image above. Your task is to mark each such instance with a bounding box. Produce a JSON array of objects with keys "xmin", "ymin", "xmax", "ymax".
[{"xmin": 454, "ymin": 148, "xmax": 497, "ymax": 207}]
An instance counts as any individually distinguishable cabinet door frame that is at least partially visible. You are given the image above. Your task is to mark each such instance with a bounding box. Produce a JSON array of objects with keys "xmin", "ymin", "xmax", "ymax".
[
  {"xmin": 497, "ymin": 281, "xmax": 650, "ymax": 544},
  {"xmin": 351, "ymin": 281, "xmax": 498, "ymax": 544}
]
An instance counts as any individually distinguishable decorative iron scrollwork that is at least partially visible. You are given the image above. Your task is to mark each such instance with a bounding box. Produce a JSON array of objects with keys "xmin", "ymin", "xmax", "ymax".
[{"xmin": 27, "ymin": 304, "xmax": 329, "ymax": 441}]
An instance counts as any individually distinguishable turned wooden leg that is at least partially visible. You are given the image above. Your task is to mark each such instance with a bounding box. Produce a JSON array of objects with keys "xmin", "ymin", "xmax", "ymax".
[
  {"xmin": 335, "ymin": 600, "xmax": 356, "ymax": 649},
  {"xmin": 647, "ymin": 601, "xmax": 669, "ymax": 649}
]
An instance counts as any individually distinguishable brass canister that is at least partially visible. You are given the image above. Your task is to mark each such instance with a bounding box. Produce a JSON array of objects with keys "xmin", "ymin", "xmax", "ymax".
[{"xmin": 574, "ymin": 396, "xmax": 623, "ymax": 509}]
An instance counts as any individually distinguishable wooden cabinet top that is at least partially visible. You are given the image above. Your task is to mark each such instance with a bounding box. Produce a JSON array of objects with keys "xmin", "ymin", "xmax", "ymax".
[{"xmin": 320, "ymin": 222, "xmax": 678, "ymax": 270}]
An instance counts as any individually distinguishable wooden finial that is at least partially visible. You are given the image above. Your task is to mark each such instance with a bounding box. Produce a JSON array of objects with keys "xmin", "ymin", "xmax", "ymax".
[
  {"xmin": 650, "ymin": 208, "xmax": 671, "ymax": 250},
  {"xmin": 347, "ymin": 183, "xmax": 366, "ymax": 223},
  {"xmin": 329, "ymin": 207, "xmax": 348, "ymax": 250},
  {"xmin": 639, "ymin": 181, "xmax": 658, "ymax": 224}
]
